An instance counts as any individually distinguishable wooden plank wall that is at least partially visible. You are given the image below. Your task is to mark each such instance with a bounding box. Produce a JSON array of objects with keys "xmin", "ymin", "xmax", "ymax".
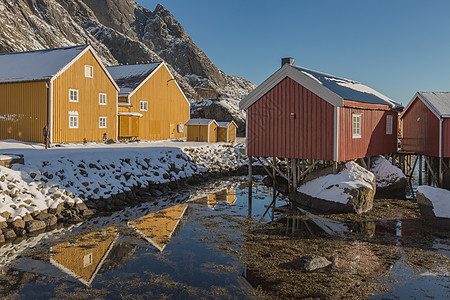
[
  {"xmin": 53, "ymin": 50, "xmax": 117, "ymax": 143},
  {"xmin": 0, "ymin": 81, "xmax": 48, "ymax": 142},
  {"xmin": 338, "ymin": 107, "xmax": 398, "ymax": 161},
  {"xmin": 247, "ymin": 77, "xmax": 334, "ymax": 160},
  {"xmin": 401, "ymin": 97, "xmax": 440, "ymax": 157}
]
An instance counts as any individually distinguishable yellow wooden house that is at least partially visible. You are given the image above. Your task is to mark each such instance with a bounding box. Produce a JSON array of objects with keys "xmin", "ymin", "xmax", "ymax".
[
  {"xmin": 217, "ymin": 121, "xmax": 237, "ymax": 143},
  {"xmin": 185, "ymin": 118, "xmax": 218, "ymax": 142},
  {"xmin": 107, "ymin": 63, "xmax": 190, "ymax": 141},
  {"xmin": 128, "ymin": 203, "xmax": 188, "ymax": 252},
  {"xmin": 0, "ymin": 45, "xmax": 119, "ymax": 143}
]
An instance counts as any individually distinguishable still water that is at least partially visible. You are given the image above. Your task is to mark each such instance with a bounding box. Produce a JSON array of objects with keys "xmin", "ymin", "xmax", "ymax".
[{"xmin": 0, "ymin": 176, "xmax": 448, "ymax": 299}]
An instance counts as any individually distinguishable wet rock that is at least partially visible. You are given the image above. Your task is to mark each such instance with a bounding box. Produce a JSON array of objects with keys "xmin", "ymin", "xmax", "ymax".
[
  {"xmin": 68, "ymin": 215, "xmax": 83, "ymax": 223},
  {"xmin": 80, "ymin": 209, "xmax": 94, "ymax": 217},
  {"xmin": 36, "ymin": 213, "xmax": 58, "ymax": 227},
  {"xmin": 0, "ymin": 234, "xmax": 5, "ymax": 243},
  {"xmin": 64, "ymin": 201, "xmax": 75, "ymax": 209},
  {"xmin": 3, "ymin": 228, "xmax": 16, "ymax": 240},
  {"xmin": 76, "ymin": 202, "xmax": 89, "ymax": 211},
  {"xmin": 48, "ymin": 203, "xmax": 64, "ymax": 214},
  {"xmin": 299, "ymin": 255, "xmax": 331, "ymax": 272},
  {"xmin": 26, "ymin": 220, "xmax": 47, "ymax": 233},
  {"xmin": 150, "ymin": 189, "xmax": 163, "ymax": 197},
  {"xmin": 114, "ymin": 199, "xmax": 127, "ymax": 207}
]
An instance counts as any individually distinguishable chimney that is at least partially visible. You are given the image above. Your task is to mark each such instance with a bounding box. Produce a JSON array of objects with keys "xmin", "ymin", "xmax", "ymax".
[{"xmin": 281, "ymin": 57, "xmax": 295, "ymax": 67}]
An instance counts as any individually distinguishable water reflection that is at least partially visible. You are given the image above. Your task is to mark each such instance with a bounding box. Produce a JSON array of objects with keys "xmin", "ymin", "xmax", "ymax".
[
  {"xmin": 187, "ymin": 188, "xmax": 236, "ymax": 209},
  {"xmin": 49, "ymin": 227, "xmax": 118, "ymax": 286},
  {"xmin": 128, "ymin": 204, "xmax": 188, "ymax": 252}
]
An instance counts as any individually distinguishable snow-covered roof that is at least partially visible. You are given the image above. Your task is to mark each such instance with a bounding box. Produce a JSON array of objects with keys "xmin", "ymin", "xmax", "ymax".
[
  {"xmin": 186, "ymin": 119, "xmax": 216, "ymax": 126},
  {"xmin": 107, "ymin": 63, "xmax": 162, "ymax": 96},
  {"xmin": 0, "ymin": 45, "xmax": 88, "ymax": 83},
  {"xmin": 217, "ymin": 121, "xmax": 237, "ymax": 128},
  {"xmin": 292, "ymin": 66, "xmax": 402, "ymax": 108},
  {"xmin": 240, "ymin": 63, "xmax": 402, "ymax": 110},
  {"xmin": 405, "ymin": 92, "xmax": 450, "ymax": 118}
]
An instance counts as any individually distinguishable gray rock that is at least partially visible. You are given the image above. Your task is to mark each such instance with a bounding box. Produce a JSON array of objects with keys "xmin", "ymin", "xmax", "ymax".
[
  {"xmin": 417, "ymin": 190, "xmax": 450, "ymax": 230},
  {"xmin": 299, "ymin": 255, "xmax": 332, "ymax": 272},
  {"xmin": 25, "ymin": 220, "xmax": 46, "ymax": 233}
]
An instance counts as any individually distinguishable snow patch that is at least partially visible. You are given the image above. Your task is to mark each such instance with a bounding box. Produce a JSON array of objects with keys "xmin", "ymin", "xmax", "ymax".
[
  {"xmin": 370, "ymin": 156, "xmax": 405, "ymax": 188},
  {"xmin": 417, "ymin": 186, "xmax": 450, "ymax": 219},
  {"xmin": 298, "ymin": 162, "xmax": 375, "ymax": 204}
]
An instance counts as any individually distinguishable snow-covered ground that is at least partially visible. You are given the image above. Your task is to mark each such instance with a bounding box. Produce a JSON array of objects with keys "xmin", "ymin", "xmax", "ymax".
[
  {"xmin": 0, "ymin": 139, "xmax": 247, "ymax": 223},
  {"xmin": 417, "ymin": 186, "xmax": 450, "ymax": 219},
  {"xmin": 298, "ymin": 162, "xmax": 375, "ymax": 204},
  {"xmin": 370, "ymin": 156, "xmax": 406, "ymax": 187}
]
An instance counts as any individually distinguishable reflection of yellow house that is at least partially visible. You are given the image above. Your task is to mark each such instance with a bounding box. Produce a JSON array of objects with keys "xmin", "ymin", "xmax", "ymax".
[
  {"xmin": 189, "ymin": 194, "xmax": 217, "ymax": 209},
  {"xmin": 216, "ymin": 188, "xmax": 236, "ymax": 205},
  {"xmin": 50, "ymin": 227, "xmax": 118, "ymax": 286},
  {"xmin": 128, "ymin": 204, "xmax": 188, "ymax": 252},
  {"xmin": 217, "ymin": 121, "xmax": 237, "ymax": 143}
]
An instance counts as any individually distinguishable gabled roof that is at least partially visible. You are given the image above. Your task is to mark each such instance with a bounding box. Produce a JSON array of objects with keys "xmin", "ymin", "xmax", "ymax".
[
  {"xmin": 0, "ymin": 45, "xmax": 87, "ymax": 83},
  {"xmin": 0, "ymin": 45, "xmax": 119, "ymax": 90},
  {"xmin": 217, "ymin": 121, "xmax": 237, "ymax": 128},
  {"xmin": 240, "ymin": 64, "xmax": 402, "ymax": 110},
  {"xmin": 402, "ymin": 92, "xmax": 450, "ymax": 119},
  {"xmin": 186, "ymin": 118, "xmax": 218, "ymax": 126},
  {"xmin": 107, "ymin": 63, "xmax": 162, "ymax": 97}
]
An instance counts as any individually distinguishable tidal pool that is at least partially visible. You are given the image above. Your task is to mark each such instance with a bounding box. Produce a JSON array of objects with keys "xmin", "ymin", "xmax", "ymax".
[{"xmin": 0, "ymin": 176, "xmax": 448, "ymax": 299}]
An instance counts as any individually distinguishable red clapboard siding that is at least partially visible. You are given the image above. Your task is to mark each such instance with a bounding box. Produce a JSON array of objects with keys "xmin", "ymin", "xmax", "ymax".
[
  {"xmin": 338, "ymin": 107, "xmax": 398, "ymax": 161},
  {"xmin": 443, "ymin": 119, "xmax": 450, "ymax": 157},
  {"xmin": 401, "ymin": 97, "xmax": 440, "ymax": 157},
  {"xmin": 247, "ymin": 77, "xmax": 334, "ymax": 160}
]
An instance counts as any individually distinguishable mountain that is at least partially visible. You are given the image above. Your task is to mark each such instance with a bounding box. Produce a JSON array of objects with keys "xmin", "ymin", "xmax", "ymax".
[{"xmin": 0, "ymin": 0, "xmax": 255, "ymax": 134}]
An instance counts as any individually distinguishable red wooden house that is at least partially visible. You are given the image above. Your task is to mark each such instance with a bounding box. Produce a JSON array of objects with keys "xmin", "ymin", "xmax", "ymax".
[
  {"xmin": 401, "ymin": 92, "xmax": 450, "ymax": 158},
  {"xmin": 240, "ymin": 58, "xmax": 403, "ymax": 163}
]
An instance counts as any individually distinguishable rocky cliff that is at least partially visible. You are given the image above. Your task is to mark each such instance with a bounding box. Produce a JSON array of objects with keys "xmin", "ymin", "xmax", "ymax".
[{"xmin": 0, "ymin": 0, "xmax": 255, "ymax": 130}]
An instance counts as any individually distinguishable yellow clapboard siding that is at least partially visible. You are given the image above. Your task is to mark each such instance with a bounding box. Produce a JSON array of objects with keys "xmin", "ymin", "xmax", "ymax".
[
  {"xmin": 228, "ymin": 123, "xmax": 236, "ymax": 143},
  {"xmin": 0, "ymin": 81, "xmax": 48, "ymax": 142},
  {"xmin": 52, "ymin": 50, "xmax": 117, "ymax": 143},
  {"xmin": 120, "ymin": 65, "xmax": 189, "ymax": 141},
  {"xmin": 217, "ymin": 127, "xmax": 227, "ymax": 142},
  {"xmin": 208, "ymin": 123, "xmax": 217, "ymax": 142}
]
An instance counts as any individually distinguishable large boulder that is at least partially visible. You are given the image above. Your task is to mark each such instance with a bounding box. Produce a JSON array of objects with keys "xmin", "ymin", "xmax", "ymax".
[
  {"xmin": 416, "ymin": 186, "xmax": 450, "ymax": 230},
  {"xmin": 294, "ymin": 162, "xmax": 376, "ymax": 214},
  {"xmin": 370, "ymin": 156, "xmax": 407, "ymax": 199}
]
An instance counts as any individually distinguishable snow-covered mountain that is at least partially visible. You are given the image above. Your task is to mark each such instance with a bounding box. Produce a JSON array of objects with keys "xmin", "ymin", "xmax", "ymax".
[{"xmin": 0, "ymin": 0, "xmax": 255, "ymax": 133}]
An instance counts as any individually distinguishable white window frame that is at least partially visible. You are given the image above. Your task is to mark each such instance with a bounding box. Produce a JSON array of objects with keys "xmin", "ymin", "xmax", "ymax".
[
  {"xmin": 83, "ymin": 253, "xmax": 93, "ymax": 268},
  {"xmin": 99, "ymin": 117, "xmax": 107, "ymax": 128},
  {"xmin": 386, "ymin": 115, "xmax": 393, "ymax": 135},
  {"xmin": 99, "ymin": 93, "xmax": 107, "ymax": 105},
  {"xmin": 84, "ymin": 65, "xmax": 93, "ymax": 78},
  {"xmin": 69, "ymin": 113, "xmax": 79, "ymax": 129},
  {"xmin": 140, "ymin": 100, "xmax": 148, "ymax": 111},
  {"xmin": 352, "ymin": 113, "xmax": 361, "ymax": 139},
  {"xmin": 69, "ymin": 89, "xmax": 79, "ymax": 103}
]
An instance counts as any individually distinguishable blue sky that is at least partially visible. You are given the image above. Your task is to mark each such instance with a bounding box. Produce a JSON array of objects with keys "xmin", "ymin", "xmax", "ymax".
[{"xmin": 136, "ymin": 0, "xmax": 450, "ymax": 105}]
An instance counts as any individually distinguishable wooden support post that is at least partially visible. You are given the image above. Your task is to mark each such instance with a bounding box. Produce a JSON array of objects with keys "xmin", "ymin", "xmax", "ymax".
[
  {"xmin": 439, "ymin": 157, "xmax": 443, "ymax": 187},
  {"xmin": 333, "ymin": 161, "xmax": 338, "ymax": 174},
  {"xmin": 248, "ymin": 156, "xmax": 252, "ymax": 218},
  {"xmin": 424, "ymin": 156, "xmax": 438, "ymax": 187},
  {"xmin": 260, "ymin": 157, "xmax": 290, "ymax": 182},
  {"xmin": 293, "ymin": 159, "xmax": 298, "ymax": 190},
  {"xmin": 287, "ymin": 158, "xmax": 291, "ymax": 192},
  {"xmin": 272, "ymin": 157, "xmax": 276, "ymax": 221},
  {"xmin": 359, "ymin": 158, "xmax": 368, "ymax": 169},
  {"xmin": 418, "ymin": 155, "xmax": 422, "ymax": 185}
]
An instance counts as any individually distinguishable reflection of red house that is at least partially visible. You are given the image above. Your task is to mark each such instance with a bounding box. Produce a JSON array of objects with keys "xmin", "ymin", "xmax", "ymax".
[{"xmin": 240, "ymin": 58, "xmax": 403, "ymax": 161}]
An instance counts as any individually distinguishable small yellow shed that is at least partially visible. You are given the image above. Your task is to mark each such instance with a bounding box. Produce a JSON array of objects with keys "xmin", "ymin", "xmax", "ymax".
[
  {"xmin": 216, "ymin": 121, "xmax": 237, "ymax": 143},
  {"xmin": 186, "ymin": 119, "xmax": 218, "ymax": 142}
]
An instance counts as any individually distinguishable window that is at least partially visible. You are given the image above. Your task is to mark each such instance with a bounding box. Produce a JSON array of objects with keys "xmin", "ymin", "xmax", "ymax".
[
  {"xmin": 69, "ymin": 89, "xmax": 79, "ymax": 102},
  {"xmin": 140, "ymin": 100, "xmax": 148, "ymax": 111},
  {"xmin": 99, "ymin": 117, "xmax": 107, "ymax": 128},
  {"xmin": 352, "ymin": 113, "xmax": 361, "ymax": 138},
  {"xmin": 83, "ymin": 253, "xmax": 93, "ymax": 268},
  {"xmin": 386, "ymin": 115, "xmax": 393, "ymax": 135},
  {"xmin": 69, "ymin": 112, "xmax": 78, "ymax": 128},
  {"xmin": 99, "ymin": 93, "xmax": 107, "ymax": 105},
  {"xmin": 85, "ymin": 65, "xmax": 93, "ymax": 78}
]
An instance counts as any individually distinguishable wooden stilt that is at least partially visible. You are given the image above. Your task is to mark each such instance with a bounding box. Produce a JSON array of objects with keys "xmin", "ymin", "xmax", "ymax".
[
  {"xmin": 293, "ymin": 158, "xmax": 298, "ymax": 190},
  {"xmin": 439, "ymin": 157, "xmax": 443, "ymax": 187},
  {"xmin": 419, "ymin": 155, "xmax": 422, "ymax": 185},
  {"xmin": 248, "ymin": 156, "xmax": 252, "ymax": 218},
  {"xmin": 272, "ymin": 157, "xmax": 276, "ymax": 221}
]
